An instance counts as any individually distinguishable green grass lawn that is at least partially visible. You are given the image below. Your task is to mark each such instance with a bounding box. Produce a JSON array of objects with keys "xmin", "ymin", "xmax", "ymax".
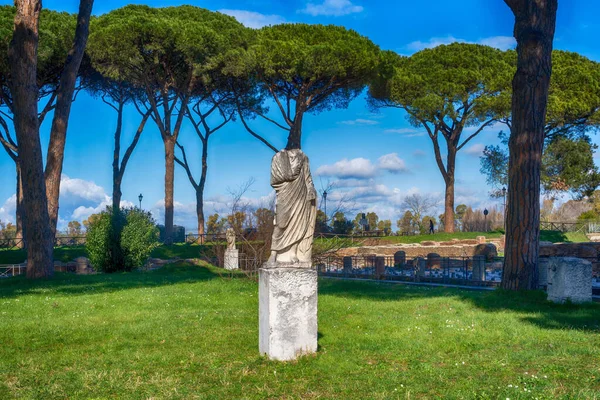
[{"xmin": 1, "ymin": 263, "xmax": 598, "ymax": 399}]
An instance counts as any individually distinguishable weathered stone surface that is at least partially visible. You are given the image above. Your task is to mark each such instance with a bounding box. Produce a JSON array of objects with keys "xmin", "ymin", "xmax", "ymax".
[
  {"xmin": 269, "ymin": 149, "xmax": 316, "ymax": 264},
  {"xmin": 547, "ymin": 257, "xmax": 592, "ymax": 304},
  {"xmin": 473, "ymin": 243, "xmax": 498, "ymax": 261},
  {"xmin": 375, "ymin": 256, "xmax": 385, "ymax": 279},
  {"xmin": 393, "ymin": 251, "xmax": 406, "ymax": 266},
  {"xmin": 476, "ymin": 236, "xmax": 486, "ymax": 244},
  {"xmin": 539, "ymin": 243, "xmax": 598, "ymax": 259},
  {"xmin": 343, "ymin": 256, "xmax": 352, "ymax": 272},
  {"xmin": 421, "ymin": 241, "xmax": 436, "ymax": 246},
  {"xmin": 75, "ymin": 257, "xmax": 92, "ymax": 274},
  {"xmin": 226, "ymin": 228, "xmax": 236, "ymax": 250},
  {"xmin": 259, "ymin": 267, "xmax": 318, "ymax": 361},
  {"xmin": 427, "ymin": 253, "xmax": 442, "ymax": 268},
  {"xmin": 224, "ymin": 249, "xmax": 239, "ymax": 270},
  {"xmin": 335, "ymin": 242, "xmax": 499, "ymax": 260},
  {"xmin": 472, "ymin": 255, "xmax": 486, "ymax": 281}
]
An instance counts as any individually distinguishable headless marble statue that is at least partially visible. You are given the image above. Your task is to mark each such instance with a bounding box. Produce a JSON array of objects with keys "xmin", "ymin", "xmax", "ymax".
[{"xmin": 268, "ymin": 149, "xmax": 317, "ymax": 264}]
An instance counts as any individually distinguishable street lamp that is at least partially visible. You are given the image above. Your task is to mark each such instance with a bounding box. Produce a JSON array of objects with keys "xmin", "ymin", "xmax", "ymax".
[
  {"xmin": 483, "ymin": 208, "xmax": 489, "ymax": 232},
  {"xmin": 138, "ymin": 193, "xmax": 143, "ymax": 210},
  {"xmin": 322, "ymin": 190, "xmax": 328, "ymax": 220}
]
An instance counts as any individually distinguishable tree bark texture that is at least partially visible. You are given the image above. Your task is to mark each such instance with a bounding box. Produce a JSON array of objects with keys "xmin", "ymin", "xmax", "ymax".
[
  {"xmin": 164, "ymin": 137, "xmax": 176, "ymax": 244},
  {"xmin": 15, "ymin": 162, "xmax": 25, "ymax": 249},
  {"xmin": 44, "ymin": 0, "xmax": 94, "ymax": 238},
  {"xmin": 442, "ymin": 146, "xmax": 457, "ymax": 233},
  {"xmin": 112, "ymin": 101, "xmax": 124, "ymax": 211},
  {"xmin": 502, "ymin": 0, "xmax": 557, "ymax": 290},
  {"xmin": 9, "ymin": 0, "xmax": 54, "ymax": 278},
  {"xmin": 196, "ymin": 137, "xmax": 209, "ymax": 239}
]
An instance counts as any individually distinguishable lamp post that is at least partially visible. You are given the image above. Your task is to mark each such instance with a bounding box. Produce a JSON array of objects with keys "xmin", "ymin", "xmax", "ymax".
[
  {"xmin": 502, "ymin": 187, "xmax": 507, "ymax": 230},
  {"xmin": 483, "ymin": 208, "xmax": 489, "ymax": 232},
  {"xmin": 138, "ymin": 193, "xmax": 143, "ymax": 210},
  {"xmin": 322, "ymin": 190, "xmax": 328, "ymax": 221}
]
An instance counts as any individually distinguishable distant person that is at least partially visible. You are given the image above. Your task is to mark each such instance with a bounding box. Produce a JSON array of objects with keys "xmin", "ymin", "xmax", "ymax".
[{"xmin": 429, "ymin": 219, "xmax": 434, "ymax": 234}]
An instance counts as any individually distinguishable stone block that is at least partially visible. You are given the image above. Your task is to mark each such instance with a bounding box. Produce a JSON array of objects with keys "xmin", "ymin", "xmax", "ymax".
[
  {"xmin": 259, "ymin": 267, "xmax": 318, "ymax": 361},
  {"xmin": 476, "ymin": 236, "xmax": 486, "ymax": 244},
  {"xmin": 375, "ymin": 256, "xmax": 385, "ymax": 279},
  {"xmin": 547, "ymin": 257, "xmax": 592, "ymax": 304},
  {"xmin": 224, "ymin": 249, "xmax": 239, "ymax": 270},
  {"xmin": 393, "ymin": 251, "xmax": 406, "ymax": 266},
  {"xmin": 427, "ymin": 253, "xmax": 441, "ymax": 269},
  {"xmin": 343, "ymin": 256, "xmax": 353, "ymax": 272},
  {"xmin": 75, "ymin": 257, "xmax": 91, "ymax": 274},
  {"xmin": 473, "ymin": 243, "xmax": 498, "ymax": 261},
  {"xmin": 472, "ymin": 255, "xmax": 486, "ymax": 281}
]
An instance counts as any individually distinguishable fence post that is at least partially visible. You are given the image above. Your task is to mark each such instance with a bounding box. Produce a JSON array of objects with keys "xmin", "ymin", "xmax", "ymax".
[{"xmin": 375, "ymin": 256, "xmax": 385, "ymax": 280}]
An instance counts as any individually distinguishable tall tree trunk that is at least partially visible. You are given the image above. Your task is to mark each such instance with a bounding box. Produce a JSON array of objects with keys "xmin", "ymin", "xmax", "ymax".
[
  {"xmin": 9, "ymin": 0, "xmax": 53, "ymax": 278},
  {"xmin": 502, "ymin": 0, "xmax": 557, "ymax": 291},
  {"xmin": 196, "ymin": 137, "xmax": 209, "ymax": 241},
  {"xmin": 112, "ymin": 101, "xmax": 124, "ymax": 211},
  {"xmin": 443, "ymin": 145, "xmax": 457, "ymax": 233},
  {"xmin": 285, "ymin": 106, "xmax": 305, "ymax": 150},
  {"xmin": 164, "ymin": 137, "xmax": 175, "ymax": 244},
  {"xmin": 15, "ymin": 161, "xmax": 26, "ymax": 249},
  {"xmin": 44, "ymin": 0, "xmax": 93, "ymax": 237}
]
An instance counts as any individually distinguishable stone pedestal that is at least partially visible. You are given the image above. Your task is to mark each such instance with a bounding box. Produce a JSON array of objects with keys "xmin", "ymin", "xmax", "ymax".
[
  {"xmin": 75, "ymin": 257, "xmax": 91, "ymax": 274},
  {"xmin": 375, "ymin": 256, "xmax": 385, "ymax": 280},
  {"xmin": 547, "ymin": 257, "xmax": 592, "ymax": 304},
  {"xmin": 224, "ymin": 249, "xmax": 239, "ymax": 270},
  {"xmin": 343, "ymin": 256, "xmax": 353, "ymax": 273},
  {"xmin": 259, "ymin": 263, "xmax": 318, "ymax": 361},
  {"xmin": 472, "ymin": 255, "xmax": 486, "ymax": 281}
]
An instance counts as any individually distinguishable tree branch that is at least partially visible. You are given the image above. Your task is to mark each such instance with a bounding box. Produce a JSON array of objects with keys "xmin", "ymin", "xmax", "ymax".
[
  {"xmin": 457, "ymin": 118, "xmax": 496, "ymax": 151},
  {"xmin": 174, "ymin": 141, "xmax": 199, "ymax": 190}
]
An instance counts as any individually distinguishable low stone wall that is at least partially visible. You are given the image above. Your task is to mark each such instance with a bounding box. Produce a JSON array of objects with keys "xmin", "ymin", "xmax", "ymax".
[{"xmin": 334, "ymin": 241, "xmax": 498, "ymax": 260}]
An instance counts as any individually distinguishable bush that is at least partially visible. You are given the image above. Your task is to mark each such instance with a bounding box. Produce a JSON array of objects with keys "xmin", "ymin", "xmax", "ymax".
[
  {"xmin": 86, "ymin": 207, "xmax": 158, "ymax": 272},
  {"xmin": 121, "ymin": 209, "xmax": 159, "ymax": 268}
]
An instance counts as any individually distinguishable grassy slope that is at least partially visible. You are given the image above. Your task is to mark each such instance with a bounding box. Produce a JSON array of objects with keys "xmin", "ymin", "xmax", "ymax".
[{"xmin": 0, "ymin": 263, "xmax": 598, "ymax": 399}]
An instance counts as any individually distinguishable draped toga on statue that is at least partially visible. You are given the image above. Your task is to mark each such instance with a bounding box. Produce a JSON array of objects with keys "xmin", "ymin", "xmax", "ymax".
[{"xmin": 269, "ymin": 149, "xmax": 316, "ymax": 264}]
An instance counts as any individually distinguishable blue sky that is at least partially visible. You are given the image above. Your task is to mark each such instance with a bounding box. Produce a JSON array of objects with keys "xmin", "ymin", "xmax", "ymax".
[{"xmin": 1, "ymin": 0, "xmax": 600, "ymax": 231}]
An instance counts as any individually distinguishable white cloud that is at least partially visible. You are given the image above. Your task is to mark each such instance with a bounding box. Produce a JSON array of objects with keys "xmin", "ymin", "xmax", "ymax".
[
  {"xmin": 384, "ymin": 128, "xmax": 425, "ymax": 137},
  {"xmin": 0, "ymin": 194, "xmax": 16, "ymax": 224},
  {"xmin": 218, "ymin": 9, "xmax": 285, "ymax": 29},
  {"xmin": 299, "ymin": 0, "xmax": 363, "ymax": 16},
  {"xmin": 340, "ymin": 118, "xmax": 379, "ymax": 126},
  {"xmin": 316, "ymin": 157, "xmax": 377, "ymax": 179},
  {"xmin": 464, "ymin": 143, "xmax": 485, "ymax": 156},
  {"xmin": 405, "ymin": 35, "xmax": 516, "ymax": 53},
  {"xmin": 377, "ymin": 153, "xmax": 408, "ymax": 174}
]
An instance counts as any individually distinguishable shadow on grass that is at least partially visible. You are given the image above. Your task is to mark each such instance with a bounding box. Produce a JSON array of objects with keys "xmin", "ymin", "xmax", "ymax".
[
  {"xmin": 0, "ymin": 263, "xmax": 230, "ymax": 299},
  {"xmin": 319, "ymin": 278, "xmax": 600, "ymax": 332},
  {"xmin": 539, "ymin": 230, "xmax": 570, "ymax": 243}
]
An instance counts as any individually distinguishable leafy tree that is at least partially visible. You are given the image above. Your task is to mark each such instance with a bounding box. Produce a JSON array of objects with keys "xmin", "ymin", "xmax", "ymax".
[
  {"xmin": 254, "ymin": 207, "xmax": 275, "ymax": 237},
  {"xmin": 366, "ymin": 212, "xmax": 379, "ymax": 231},
  {"xmin": 332, "ymin": 212, "xmax": 353, "ymax": 235},
  {"xmin": 400, "ymin": 193, "xmax": 438, "ymax": 233},
  {"xmin": 396, "ymin": 210, "xmax": 415, "ymax": 235},
  {"xmin": 82, "ymin": 213, "xmax": 101, "ymax": 232},
  {"xmin": 227, "ymin": 211, "xmax": 247, "ymax": 234},
  {"xmin": 67, "ymin": 220, "xmax": 82, "ymax": 236},
  {"xmin": 0, "ymin": 6, "xmax": 78, "ymax": 247},
  {"xmin": 370, "ymin": 43, "xmax": 513, "ymax": 233},
  {"xmin": 502, "ymin": 0, "xmax": 557, "ymax": 290},
  {"xmin": 455, "ymin": 204, "xmax": 467, "ymax": 231},
  {"xmin": 88, "ymin": 5, "xmax": 250, "ymax": 243},
  {"xmin": 206, "ymin": 213, "xmax": 226, "ymax": 236},
  {"xmin": 481, "ymin": 134, "xmax": 600, "ymax": 199},
  {"xmin": 236, "ymin": 23, "xmax": 379, "ymax": 152},
  {"xmin": 314, "ymin": 210, "xmax": 330, "ymax": 234},
  {"xmin": 1, "ymin": 2, "xmax": 92, "ymax": 272},
  {"xmin": 376, "ymin": 219, "xmax": 392, "ymax": 235}
]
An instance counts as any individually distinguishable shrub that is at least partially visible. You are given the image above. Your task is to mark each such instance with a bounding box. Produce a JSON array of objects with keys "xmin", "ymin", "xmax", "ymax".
[
  {"xmin": 121, "ymin": 208, "xmax": 159, "ymax": 269},
  {"xmin": 86, "ymin": 207, "xmax": 158, "ymax": 272}
]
